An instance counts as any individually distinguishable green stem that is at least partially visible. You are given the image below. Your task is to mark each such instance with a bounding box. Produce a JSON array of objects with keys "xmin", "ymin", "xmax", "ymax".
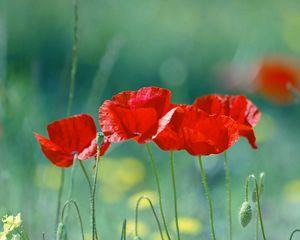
[
  {"xmin": 61, "ymin": 199, "xmax": 85, "ymax": 240},
  {"xmin": 120, "ymin": 219, "xmax": 127, "ymax": 240},
  {"xmin": 79, "ymin": 160, "xmax": 92, "ymax": 192},
  {"xmin": 63, "ymin": 156, "xmax": 77, "ymax": 222},
  {"xmin": 55, "ymin": 0, "xmax": 79, "ymax": 232},
  {"xmin": 255, "ymin": 207, "xmax": 259, "ymax": 240},
  {"xmin": 289, "ymin": 229, "xmax": 300, "ymax": 240},
  {"xmin": 252, "ymin": 177, "xmax": 266, "ymax": 240},
  {"xmin": 55, "ymin": 169, "xmax": 65, "ymax": 230},
  {"xmin": 170, "ymin": 151, "xmax": 180, "ymax": 240},
  {"xmin": 223, "ymin": 151, "xmax": 232, "ymax": 240},
  {"xmin": 135, "ymin": 196, "xmax": 164, "ymax": 239},
  {"xmin": 198, "ymin": 156, "xmax": 216, "ymax": 240},
  {"xmin": 92, "ymin": 146, "xmax": 101, "ymax": 240},
  {"xmin": 145, "ymin": 143, "xmax": 171, "ymax": 240}
]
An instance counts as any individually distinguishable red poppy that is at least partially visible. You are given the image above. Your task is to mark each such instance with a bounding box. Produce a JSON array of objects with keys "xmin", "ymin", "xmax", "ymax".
[
  {"xmin": 98, "ymin": 87, "xmax": 172, "ymax": 144},
  {"xmin": 153, "ymin": 105, "xmax": 239, "ymax": 156},
  {"xmin": 254, "ymin": 56, "xmax": 300, "ymax": 104},
  {"xmin": 193, "ymin": 94, "xmax": 261, "ymax": 149},
  {"xmin": 34, "ymin": 114, "xmax": 110, "ymax": 168}
]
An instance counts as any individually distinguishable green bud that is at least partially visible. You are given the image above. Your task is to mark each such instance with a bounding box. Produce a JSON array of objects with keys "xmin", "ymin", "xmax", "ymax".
[
  {"xmin": 96, "ymin": 132, "xmax": 104, "ymax": 146},
  {"xmin": 56, "ymin": 222, "xmax": 67, "ymax": 240},
  {"xmin": 239, "ymin": 201, "xmax": 252, "ymax": 227}
]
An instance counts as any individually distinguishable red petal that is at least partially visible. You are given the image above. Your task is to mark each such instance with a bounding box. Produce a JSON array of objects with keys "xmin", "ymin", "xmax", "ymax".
[
  {"xmin": 78, "ymin": 138, "xmax": 111, "ymax": 160},
  {"xmin": 47, "ymin": 114, "xmax": 97, "ymax": 153},
  {"xmin": 154, "ymin": 105, "xmax": 239, "ymax": 155},
  {"xmin": 34, "ymin": 133, "xmax": 73, "ymax": 168},
  {"xmin": 99, "ymin": 87, "xmax": 171, "ymax": 144},
  {"xmin": 194, "ymin": 94, "xmax": 261, "ymax": 149}
]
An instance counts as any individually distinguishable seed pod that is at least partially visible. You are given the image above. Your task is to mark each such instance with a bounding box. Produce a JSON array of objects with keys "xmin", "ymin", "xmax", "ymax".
[
  {"xmin": 239, "ymin": 201, "xmax": 252, "ymax": 227},
  {"xmin": 96, "ymin": 132, "xmax": 104, "ymax": 146}
]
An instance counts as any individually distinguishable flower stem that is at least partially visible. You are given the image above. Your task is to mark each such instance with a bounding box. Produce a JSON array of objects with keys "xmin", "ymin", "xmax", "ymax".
[
  {"xmin": 198, "ymin": 156, "xmax": 216, "ymax": 240},
  {"xmin": 170, "ymin": 151, "xmax": 180, "ymax": 240},
  {"xmin": 223, "ymin": 151, "xmax": 232, "ymax": 240},
  {"xmin": 120, "ymin": 219, "xmax": 127, "ymax": 240},
  {"xmin": 289, "ymin": 229, "xmax": 300, "ymax": 240},
  {"xmin": 79, "ymin": 160, "xmax": 92, "ymax": 192},
  {"xmin": 92, "ymin": 146, "xmax": 101, "ymax": 240},
  {"xmin": 55, "ymin": 169, "xmax": 64, "ymax": 231},
  {"xmin": 253, "ymin": 178, "xmax": 266, "ymax": 240},
  {"xmin": 135, "ymin": 196, "xmax": 164, "ymax": 239},
  {"xmin": 55, "ymin": 0, "xmax": 79, "ymax": 232},
  {"xmin": 145, "ymin": 143, "xmax": 171, "ymax": 240},
  {"xmin": 61, "ymin": 199, "xmax": 85, "ymax": 240}
]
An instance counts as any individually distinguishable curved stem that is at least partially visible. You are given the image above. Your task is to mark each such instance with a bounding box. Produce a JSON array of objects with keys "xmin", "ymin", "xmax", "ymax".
[
  {"xmin": 252, "ymin": 177, "xmax": 266, "ymax": 240},
  {"xmin": 170, "ymin": 151, "xmax": 180, "ymax": 240},
  {"xmin": 120, "ymin": 219, "xmax": 127, "ymax": 240},
  {"xmin": 245, "ymin": 176, "xmax": 250, "ymax": 202},
  {"xmin": 198, "ymin": 156, "xmax": 216, "ymax": 240},
  {"xmin": 92, "ymin": 146, "xmax": 101, "ymax": 240},
  {"xmin": 223, "ymin": 151, "xmax": 232, "ymax": 240},
  {"xmin": 42, "ymin": 233, "xmax": 46, "ymax": 240},
  {"xmin": 135, "ymin": 196, "xmax": 164, "ymax": 239},
  {"xmin": 289, "ymin": 229, "xmax": 300, "ymax": 240},
  {"xmin": 61, "ymin": 199, "xmax": 85, "ymax": 240},
  {"xmin": 145, "ymin": 143, "xmax": 171, "ymax": 240},
  {"xmin": 79, "ymin": 160, "xmax": 92, "ymax": 192}
]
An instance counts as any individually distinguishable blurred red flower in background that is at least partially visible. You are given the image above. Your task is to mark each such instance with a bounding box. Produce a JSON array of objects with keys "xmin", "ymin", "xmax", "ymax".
[
  {"xmin": 153, "ymin": 105, "xmax": 239, "ymax": 155},
  {"xmin": 254, "ymin": 56, "xmax": 300, "ymax": 104},
  {"xmin": 99, "ymin": 87, "xmax": 172, "ymax": 144},
  {"xmin": 34, "ymin": 114, "xmax": 110, "ymax": 168},
  {"xmin": 193, "ymin": 94, "xmax": 261, "ymax": 149}
]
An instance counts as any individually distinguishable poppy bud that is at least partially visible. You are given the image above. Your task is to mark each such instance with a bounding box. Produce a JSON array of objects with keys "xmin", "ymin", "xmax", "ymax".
[
  {"xmin": 56, "ymin": 222, "xmax": 67, "ymax": 240},
  {"xmin": 96, "ymin": 132, "xmax": 104, "ymax": 146},
  {"xmin": 239, "ymin": 201, "xmax": 252, "ymax": 227}
]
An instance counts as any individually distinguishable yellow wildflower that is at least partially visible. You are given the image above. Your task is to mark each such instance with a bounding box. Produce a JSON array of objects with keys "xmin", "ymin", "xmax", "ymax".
[{"xmin": 171, "ymin": 217, "xmax": 202, "ymax": 235}]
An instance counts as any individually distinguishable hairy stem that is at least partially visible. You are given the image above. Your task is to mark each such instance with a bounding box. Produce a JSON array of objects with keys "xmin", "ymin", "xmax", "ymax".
[
  {"xmin": 289, "ymin": 229, "xmax": 300, "ymax": 240},
  {"xmin": 55, "ymin": 0, "xmax": 79, "ymax": 231},
  {"xmin": 170, "ymin": 151, "xmax": 180, "ymax": 240},
  {"xmin": 92, "ymin": 146, "xmax": 100, "ymax": 240},
  {"xmin": 145, "ymin": 143, "xmax": 171, "ymax": 240},
  {"xmin": 135, "ymin": 196, "xmax": 164, "ymax": 239},
  {"xmin": 61, "ymin": 199, "xmax": 85, "ymax": 240},
  {"xmin": 198, "ymin": 156, "xmax": 216, "ymax": 240},
  {"xmin": 223, "ymin": 151, "xmax": 232, "ymax": 240}
]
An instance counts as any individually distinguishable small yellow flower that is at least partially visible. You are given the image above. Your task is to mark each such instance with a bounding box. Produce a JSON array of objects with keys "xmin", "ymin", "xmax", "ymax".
[
  {"xmin": 171, "ymin": 217, "xmax": 202, "ymax": 235},
  {"xmin": 128, "ymin": 191, "xmax": 157, "ymax": 210},
  {"xmin": 0, "ymin": 213, "xmax": 22, "ymax": 238}
]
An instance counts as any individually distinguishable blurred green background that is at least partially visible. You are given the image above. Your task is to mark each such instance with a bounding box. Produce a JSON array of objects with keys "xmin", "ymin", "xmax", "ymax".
[{"xmin": 1, "ymin": 0, "xmax": 300, "ymax": 239}]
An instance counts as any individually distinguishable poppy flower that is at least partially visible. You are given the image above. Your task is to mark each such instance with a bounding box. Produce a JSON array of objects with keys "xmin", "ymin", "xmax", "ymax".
[
  {"xmin": 153, "ymin": 105, "xmax": 239, "ymax": 156},
  {"xmin": 254, "ymin": 56, "xmax": 300, "ymax": 104},
  {"xmin": 34, "ymin": 114, "xmax": 110, "ymax": 168},
  {"xmin": 193, "ymin": 94, "xmax": 261, "ymax": 149},
  {"xmin": 99, "ymin": 87, "xmax": 172, "ymax": 144}
]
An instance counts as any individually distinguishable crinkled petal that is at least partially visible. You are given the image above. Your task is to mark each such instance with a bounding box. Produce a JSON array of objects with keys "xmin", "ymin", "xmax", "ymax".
[
  {"xmin": 47, "ymin": 114, "xmax": 97, "ymax": 153},
  {"xmin": 154, "ymin": 105, "xmax": 239, "ymax": 155},
  {"xmin": 78, "ymin": 138, "xmax": 111, "ymax": 160},
  {"xmin": 99, "ymin": 87, "xmax": 172, "ymax": 144},
  {"xmin": 194, "ymin": 94, "xmax": 261, "ymax": 149},
  {"xmin": 34, "ymin": 133, "xmax": 73, "ymax": 168}
]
